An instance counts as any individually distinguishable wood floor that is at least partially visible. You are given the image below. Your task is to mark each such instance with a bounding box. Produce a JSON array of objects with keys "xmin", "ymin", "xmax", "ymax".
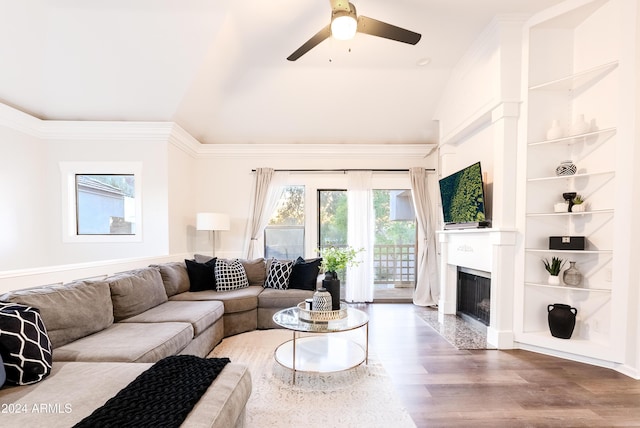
[{"xmin": 358, "ymin": 303, "xmax": 640, "ymax": 428}]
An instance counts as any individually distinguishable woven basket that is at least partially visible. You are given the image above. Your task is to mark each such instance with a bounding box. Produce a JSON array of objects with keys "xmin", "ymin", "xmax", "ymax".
[{"xmin": 298, "ymin": 302, "xmax": 348, "ymax": 323}]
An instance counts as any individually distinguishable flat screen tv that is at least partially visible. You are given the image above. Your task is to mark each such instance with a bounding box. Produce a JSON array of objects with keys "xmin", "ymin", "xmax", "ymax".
[{"xmin": 438, "ymin": 162, "xmax": 490, "ymax": 229}]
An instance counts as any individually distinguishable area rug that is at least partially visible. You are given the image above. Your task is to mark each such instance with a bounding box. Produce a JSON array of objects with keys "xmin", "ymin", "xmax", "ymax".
[
  {"xmin": 209, "ymin": 329, "xmax": 416, "ymax": 428},
  {"xmin": 416, "ymin": 307, "xmax": 496, "ymax": 350}
]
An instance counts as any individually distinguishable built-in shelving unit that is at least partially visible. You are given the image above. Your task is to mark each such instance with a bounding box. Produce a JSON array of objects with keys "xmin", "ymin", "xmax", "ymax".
[{"xmin": 516, "ymin": 0, "xmax": 626, "ymax": 364}]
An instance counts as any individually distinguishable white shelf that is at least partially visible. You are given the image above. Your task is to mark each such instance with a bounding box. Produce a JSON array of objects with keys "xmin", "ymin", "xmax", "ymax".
[
  {"xmin": 528, "ymin": 61, "xmax": 619, "ymax": 92},
  {"xmin": 525, "ymin": 249, "xmax": 613, "ymax": 254},
  {"xmin": 528, "ymin": 127, "xmax": 616, "ymax": 147},
  {"xmin": 517, "ymin": 0, "xmax": 626, "ymax": 367},
  {"xmin": 524, "ymin": 282, "xmax": 611, "ymax": 293},
  {"xmin": 526, "ymin": 209, "xmax": 614, "ymax": 217},
  {"xmin": 527, "ymin": 170, "xmax": 615, "ymax": 183}
]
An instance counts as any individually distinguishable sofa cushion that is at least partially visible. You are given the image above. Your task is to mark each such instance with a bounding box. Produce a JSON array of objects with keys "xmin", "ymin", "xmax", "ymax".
[
  {"xmin": 0, "ymin": 361, "xmax": 251, "ymax": 428},
  {"xmin": 53, "ymin": 322, "xmax": 193, "ymax": 363},
  {"xmin": 151, "ymin": 262, "xmax": 191, "ymax": 297},
  {"xmin": 170, "ymin": 286, "xmax": 263, "ymax": 314},
  {"xmin": 1, "ymin": 281, "xmax": 114, "ymax": 349},
  {"xmin": 0, "ymin": 302, "xmax": 52, "ymax": 385},
  {"xmin": 185, "ymin": 258, "xmax": 217, "ymax": 292},
  {"xmin": 289, "ymin": 257, "xmax": 322, "ymax": 290},
  {"xmin": 264, "ymin": 259, "xmax": 294, "ymax": 290},
  {"xmin": 215, "ymin": 259, "xmax": 249, "ymax": 292},
  {"xmin": 240, "ymin": 258, "xmax": 266, "ymax": 286},
  {"xmin": 196, "ymin": 255, "xmax": 266, "ymax": 286},
  {"xmin": 107, "ymin": 267, "xmax": 168, "ymax": 322},
  {"xmin": 120, "ymin": 301, "xmax": 224, "ymax": 336},
  {"xmin": 258, "ymin": 288, "xmax": 315, "ymax": 309},
  {"xmin": 194, "ymin": 253, "xmax": 214, "ymax": 263}
]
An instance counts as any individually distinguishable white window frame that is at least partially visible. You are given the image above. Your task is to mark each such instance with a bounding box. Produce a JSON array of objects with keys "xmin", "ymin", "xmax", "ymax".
[
  {"xmin": 276, "ymin": 172, "xmax": 414, "ymax": 257},
  {"xmin": 60, "ymin": 162, "xmax": 143, "ymax": 243}
]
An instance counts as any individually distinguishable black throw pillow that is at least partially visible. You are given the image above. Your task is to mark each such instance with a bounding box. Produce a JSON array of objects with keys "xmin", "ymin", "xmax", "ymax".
[
  {"xmin": 0, "ymin": 301, "xmax": 53, "ymax": 385},
  {"xmin": 185, "ymin": 258, "xmax": 217, "ymax": 292},
  {"xmin": 289, "ymin": 257, "xmax": 322, "ymax": 291}
]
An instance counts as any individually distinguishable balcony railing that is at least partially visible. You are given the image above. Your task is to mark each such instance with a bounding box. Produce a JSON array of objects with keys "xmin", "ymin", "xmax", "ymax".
[
  {"xmin": 268, "ymin": 237, "xmax": 417, "ymax": 288},
  {"xmin": 373, "ymin": 244, "xmax": 415, "ymax": 287}
]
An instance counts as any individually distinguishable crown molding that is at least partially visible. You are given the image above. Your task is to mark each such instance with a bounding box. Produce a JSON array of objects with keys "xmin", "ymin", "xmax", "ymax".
[
  {"xmin": 0, "ymin": 103, "xmax": 43, "ymax": 136},
  {"xmin": 196, "ymin": 143, "xmax": 436, "ymax": 159},
  {"xmin": 167, "ymin": 124, "xmax": 201, "ymax": 158},
  {"xmin": 0, "ymin": 102, "xmax": 177, "ymax": 142},
  {"xmin": 40, "ymin": 120, "xmax": 175, "ymax": 141},
  {"xmin": 0, "ymin": 102, "xmax": 436, "ymax": 158}
]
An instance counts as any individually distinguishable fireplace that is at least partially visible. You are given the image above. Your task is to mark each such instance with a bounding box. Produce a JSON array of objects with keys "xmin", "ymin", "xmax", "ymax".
[
  {"xmin": 457, "ymin": 268, "xmax": 491, "ymax": 326},
  {"xmin": 438, "ymin": 229, "xmax": 516, "ymax": 349}
]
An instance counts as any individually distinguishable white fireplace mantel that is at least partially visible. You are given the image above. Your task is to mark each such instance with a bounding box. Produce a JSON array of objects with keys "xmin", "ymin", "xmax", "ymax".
[{"xmin": 437, "ymin": 228, "xmax": 517, "ymax": 349}]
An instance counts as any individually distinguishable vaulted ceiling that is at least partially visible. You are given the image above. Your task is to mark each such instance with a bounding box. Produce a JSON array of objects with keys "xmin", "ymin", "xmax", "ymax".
[{"xmin": 0, "ymin": 0, "xmax": 565, "ymax": 145}]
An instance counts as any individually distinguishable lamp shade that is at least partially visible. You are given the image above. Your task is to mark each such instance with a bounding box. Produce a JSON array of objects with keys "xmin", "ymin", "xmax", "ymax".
[{"xmin": 196, "ymin": 213, "xmax": 230, "ymax": 231}]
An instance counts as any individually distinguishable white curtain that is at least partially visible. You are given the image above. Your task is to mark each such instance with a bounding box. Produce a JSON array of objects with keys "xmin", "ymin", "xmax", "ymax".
[
  {"xmin": 246, "ymin": 168, "xmax": 288, "ymax": 259},
  {"xmin": 345, "ymin": 171, "xmax": 374, "ymax": 303},
  {"xmin": 409, "ymin": 167, "xmax": 439, "ymax": 306}
]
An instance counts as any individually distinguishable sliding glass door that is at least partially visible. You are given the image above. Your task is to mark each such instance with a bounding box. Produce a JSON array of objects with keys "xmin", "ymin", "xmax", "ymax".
[
  {"xmin": 372, "ymin": 190, "xmax": 416, "ymax": 301},
  {"xmin": 318, "ymin": 190, "xmax": 348, "ymax": 292},
  {"xmin": 318, "ymin": 189, "xmax": 416, "ymax": 301}
]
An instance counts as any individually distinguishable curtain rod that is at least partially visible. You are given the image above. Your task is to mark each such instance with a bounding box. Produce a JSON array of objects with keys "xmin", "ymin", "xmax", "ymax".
[{"xmin": 251, "ymin": 168, "xmax": 436, "ymax": 173}]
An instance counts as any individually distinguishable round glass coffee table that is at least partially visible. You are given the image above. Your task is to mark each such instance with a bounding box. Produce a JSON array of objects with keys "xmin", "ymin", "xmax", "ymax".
[{"xmin": 272, "ymin": 306, "xmax": 369, "ymax": 384}]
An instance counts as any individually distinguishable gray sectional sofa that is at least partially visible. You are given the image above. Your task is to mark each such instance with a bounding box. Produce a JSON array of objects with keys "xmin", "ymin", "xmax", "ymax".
[{"xmin": 0, "ymin": 257, "xmax": 318, "ymax": 427}]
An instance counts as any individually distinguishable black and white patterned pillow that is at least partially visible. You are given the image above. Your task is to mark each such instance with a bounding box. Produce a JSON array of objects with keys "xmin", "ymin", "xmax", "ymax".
[
  {"xmin": 215, "ymin": 259, "xmax": 249, "ymax": 292},
  {"xmin": 264, "ymin": 259, "xmax": 294, "ymax": 290},
  {"xmin": 0, "ymin": 301, "xmax": 53, "ymax": 385}
]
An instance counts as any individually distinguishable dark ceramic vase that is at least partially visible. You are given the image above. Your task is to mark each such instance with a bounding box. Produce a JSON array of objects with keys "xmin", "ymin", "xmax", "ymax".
[
  {"xmin": 322, "ymin": 271, "xmax": 341, "ymax": 310},
  {"xmin": 547, "ymin": 303, "xmax": 577, "ymax": 339}
]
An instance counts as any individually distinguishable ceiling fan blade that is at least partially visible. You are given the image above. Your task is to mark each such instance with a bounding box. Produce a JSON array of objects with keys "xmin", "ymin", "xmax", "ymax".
[
  {"xmin": 357, "ymin": 16, "xmax": 421, "ymax": 45},
  {"xmin": 287, "ymin": 24, "xmax": 331, "ymax": 61}
]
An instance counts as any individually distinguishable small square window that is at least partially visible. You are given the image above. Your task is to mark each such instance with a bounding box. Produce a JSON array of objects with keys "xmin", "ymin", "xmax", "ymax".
[
  {"xmin": 75, "ymin": 174, "xmax": 136, "ymax": 235},
  {"xmin": 60, "ymin": 162, "xmax": 142, "ymax": 243}
]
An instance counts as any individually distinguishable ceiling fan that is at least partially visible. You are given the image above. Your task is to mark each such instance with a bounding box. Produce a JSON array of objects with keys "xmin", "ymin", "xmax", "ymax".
[{"xmin": 287, "ymin": 0, "xmax": 421, "ymax": 61}]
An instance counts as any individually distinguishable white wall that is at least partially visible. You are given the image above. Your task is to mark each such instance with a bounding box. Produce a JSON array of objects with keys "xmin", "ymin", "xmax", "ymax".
[
  {"xmin": 45, "ymin": 138, "xmax": 171, "ymax": 266},
  {"xmin": 433, "ymin": 16, "xmax": 524, "ymax": 229},
  {"xmin": 0, "ymin": 124, "xmax": 49, "ymax": 270},
  {"xmin": 0, "ymin": 107, "xmax": 182, "ymax": 273},
  {"xmin": 167, "ymin": 140, "xmax": 198, "ymax": 256},
  {"xmin": 191, "ymin": 145, "xmax": 437, "ymax": 259},
  {"xmin": 0, "ymin": 104, "xmax": 437, "ymax": 290}
]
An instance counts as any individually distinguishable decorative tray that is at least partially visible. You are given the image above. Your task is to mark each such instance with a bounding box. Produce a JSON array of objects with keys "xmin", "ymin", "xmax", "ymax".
[{"xmin": 297, "ymin": 302, "xmax": 348, "ymax": 323}]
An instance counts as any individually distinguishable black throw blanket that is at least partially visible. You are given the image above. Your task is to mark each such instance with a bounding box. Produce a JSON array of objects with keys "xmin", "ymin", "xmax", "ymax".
[{"xmin": 74, "ymin": 355, "xmax": 231, "ymax": 428}]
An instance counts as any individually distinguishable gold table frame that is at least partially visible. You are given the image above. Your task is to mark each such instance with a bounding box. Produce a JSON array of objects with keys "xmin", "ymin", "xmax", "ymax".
[{"xmin": 272, "ymin": 306, "xmax": 369, "ymax": 384}]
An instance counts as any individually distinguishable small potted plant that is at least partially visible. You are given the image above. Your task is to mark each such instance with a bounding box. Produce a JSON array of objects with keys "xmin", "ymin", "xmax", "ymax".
[
  {"xmin": 319, "ymin": 246, "xmax": 364, "ymax": 278},
  {"xmin": 572, "ymin": 194, "xmax": 586, "ymax": 212},
  {"xmin": 318, "ymin": 246, "xmax": 364, "ymax": 309},
  {"xmin": 543, "ymin": 256, "xmax": 565, "ymax": 285}
]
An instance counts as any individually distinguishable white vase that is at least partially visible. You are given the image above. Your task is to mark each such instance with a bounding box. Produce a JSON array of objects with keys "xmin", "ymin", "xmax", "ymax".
[
  {"xmin": 570, "ymin": 114, "xmax": 590, "ymax": 136},
  {"xmin": 546, "ymin": 119, "xmax": 564, "ymax": 140},
  {"xmin": 554, "ymin": 202, "xmax": 568, "ymax": 212},
  {"xmin": 572, "ymin": 204, "xmax": 586, "ymax": 212},
  {"xmin": 547, "ymin": 275, "xmax": 561, "ymax": 286}
]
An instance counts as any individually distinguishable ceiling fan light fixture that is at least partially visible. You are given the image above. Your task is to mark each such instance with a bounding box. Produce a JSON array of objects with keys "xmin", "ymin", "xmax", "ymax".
[{"xmin": 331, "ymin": 11, "xmax": 357, "ymax": 40}]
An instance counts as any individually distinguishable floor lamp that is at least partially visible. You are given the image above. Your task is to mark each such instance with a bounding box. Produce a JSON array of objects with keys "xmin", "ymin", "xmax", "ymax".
[{"xmin": 196, "ymin": 213, "xmax": 230, "ymax": 257}]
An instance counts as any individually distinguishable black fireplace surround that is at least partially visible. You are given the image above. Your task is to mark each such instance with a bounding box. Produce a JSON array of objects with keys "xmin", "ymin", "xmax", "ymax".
[{"xmin": 457, "ymin": 269, "xmax": 491, "ymax": 326}]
